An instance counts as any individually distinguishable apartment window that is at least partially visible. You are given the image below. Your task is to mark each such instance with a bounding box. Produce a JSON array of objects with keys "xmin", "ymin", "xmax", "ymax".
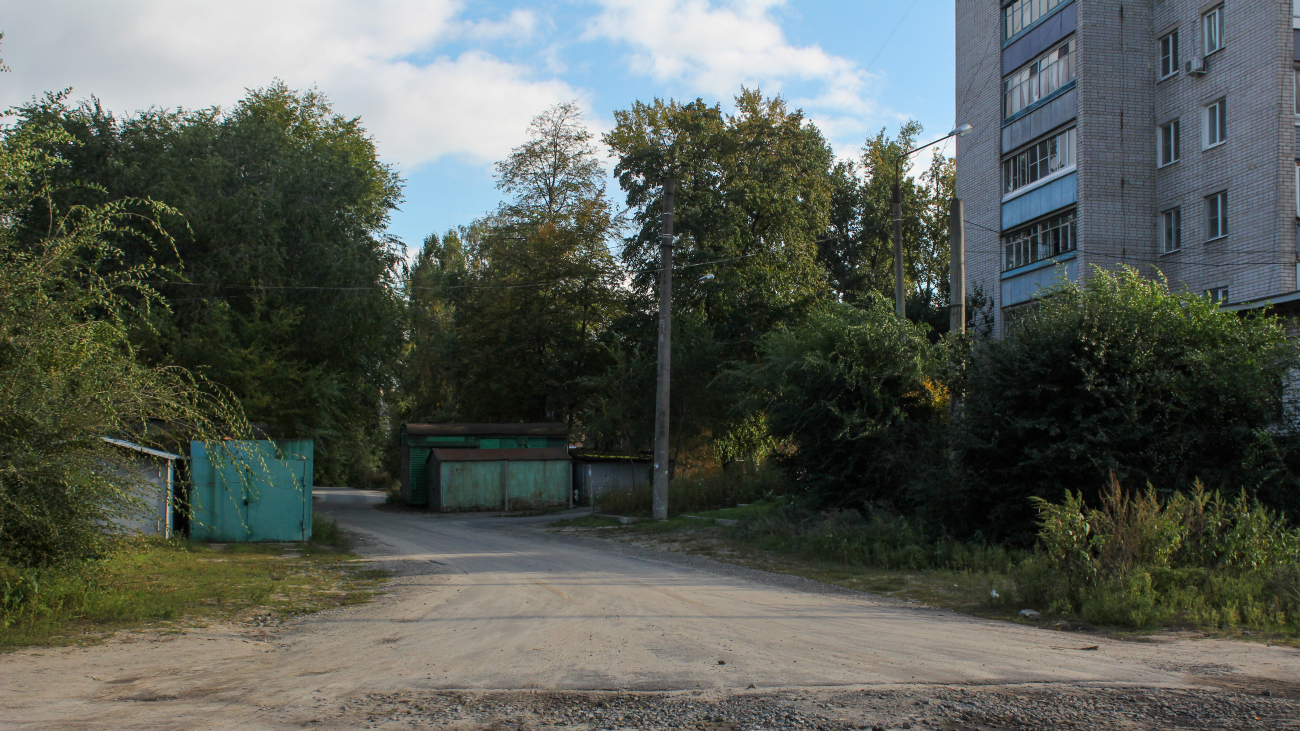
[
  {"xmin": 1203, "ymin": 5, "xmax": 1224, "ymax": 56},
  {"xmin": 1206, "ymin": 286, "xmax": 1229, "ymax": 304},
  {"xmin": 1003, "ymin": 0, "xmax": 1068, "ymax": 41},
  {"xmin": 1162, "ymin": 208, "xmax": 1182, "ymax": 253},
  {"xmin": 1203, "ymin": 98, "xmax": 1226, "ymax": 148},
  {"xmin": 1003, "ymin": 127, "xmax": 1076, "ymax": 195},
  {"xmin": 1158, "ymin": 119, "xmax": 1180, "ymax": 166},
  {"xmin": 1294, "ymin": 69, "xmax": 1299, "ymax": 116},
  {"xmin": 1003, "ymin": 209, "xmax": 1077, "ymax": 271},
  {"xmin": 1205, "ymin": 191, "xmax": 1228, "ymax": 240},
  {"xmin": 1004, "ymin": 39, "xmax": 1077, "ymax": 119},
  {"xmin": 1159, "ymin": 30, "xmax": 1179, "ymax": 79}
]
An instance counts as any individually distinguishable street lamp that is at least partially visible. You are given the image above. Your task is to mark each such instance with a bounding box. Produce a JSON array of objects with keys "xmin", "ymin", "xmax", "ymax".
[{"xmin": 892, "ymin": 123, "xmax": 973, "ymax": 319}]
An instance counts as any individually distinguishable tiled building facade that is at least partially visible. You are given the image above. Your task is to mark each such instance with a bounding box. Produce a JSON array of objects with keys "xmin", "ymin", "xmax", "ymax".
[{"xmin": 956, "ymin": 0, "xmax": 1300, "ymax": 332}]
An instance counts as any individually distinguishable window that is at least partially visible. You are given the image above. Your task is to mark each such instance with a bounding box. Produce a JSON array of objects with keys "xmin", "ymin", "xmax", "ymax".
[
  {"xmin": 1159, "ymin": 30, "xmax": 1179, "ymax": 79},
  {"xmin": 1203, "ymin": 5, "xmax": 1224, "ymax": 56},
  {"xmin": 1162, "ymin": 208, "xmax": 1182, "ymax": 253},
  {"xmin": 1003, "ymin": 127, "xmax": 1076, "ymax": 195},
  {"xmin": 1004, "ymin": 39, "xmax": 1077, "ymax": 118},
  {"xmin": 1003, "ymin": 209, "xmax": 1077, "ymax": 271},
  {"xmin": 1294, "ymin": 69, "xmax": 1299, "ymax": 116},
  {"xmin": 1159, "ymin": 119, "xmax": 1180, "ymax": 166},
  {"xmin": 1203, "ymin": 98, "xmax": 1226, "ymax": 148},
  {"xmin": 1206, "ymin": 286, "xmax": 1229, "ymax": 304},
  {"xmin": 1205, "ymin": 191, "xmax": 1228, "ymax": 240},
  {"xmin": 1003, "ymin": 0, "xmax": 1068, "ymax": 41}
]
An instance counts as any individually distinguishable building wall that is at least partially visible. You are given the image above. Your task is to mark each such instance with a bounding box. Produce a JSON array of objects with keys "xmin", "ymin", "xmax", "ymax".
[
  {"xmin": 955, "ymin": 0, "xmax": 1008, "ymax": 333},
  {"xmin": 957, "ymin": 0, "xmax": 1298, "ymax": 328}
]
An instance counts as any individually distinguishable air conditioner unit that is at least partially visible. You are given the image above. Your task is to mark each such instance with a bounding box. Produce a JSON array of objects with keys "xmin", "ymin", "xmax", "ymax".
[{"xmin": 1186, "ymin": 58, "xmax": 1208, "ymax": 76}]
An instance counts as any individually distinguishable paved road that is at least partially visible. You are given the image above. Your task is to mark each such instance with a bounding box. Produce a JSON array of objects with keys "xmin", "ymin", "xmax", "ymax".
[{"xmin": 2, "ymin": 491, "xmax": 1297, "ymax": 730}]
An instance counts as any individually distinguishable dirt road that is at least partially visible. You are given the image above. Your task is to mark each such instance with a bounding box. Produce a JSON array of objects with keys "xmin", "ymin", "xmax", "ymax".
[{"xmin": 2, "ymin": 490, "xmax": 1298, "ymax": 730}]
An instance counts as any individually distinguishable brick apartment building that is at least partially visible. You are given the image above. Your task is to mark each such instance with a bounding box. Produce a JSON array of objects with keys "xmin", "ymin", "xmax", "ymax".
[{"xmin": 955, "ymin": 0, "xmax": 1300, "ymax": 333}]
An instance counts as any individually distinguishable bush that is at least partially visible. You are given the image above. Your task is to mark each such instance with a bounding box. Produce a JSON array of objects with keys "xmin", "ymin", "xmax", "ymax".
[
  {"xmin": 1017, "ymin": 478, "xmax": 1300, "ymax": 629},
  {"xmin": 736, "ymin": 502, "xmax": 1017, "ymax": 574},
  {"xmin": 957, "ymin": 267, "xmax": 1300, "ymax": 543},
  {"xmin": 747, "ymin": 296, "xmax": 948, "ymax": 511},
  {"xmin": 596, "ymin": 463, "xmax": 786, "ymax": 516},
  {"xmin": 0, "ymin": 122, "xmax": 253, "ymax": 568}
]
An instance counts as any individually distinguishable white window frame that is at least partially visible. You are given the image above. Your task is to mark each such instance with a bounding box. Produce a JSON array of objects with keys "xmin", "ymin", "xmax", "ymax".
[
  {"xmin": 1159, "ymin": 30, "xmax": 1179, "ymax": 80},
  {"xmin": 1002, "ymin": 127, "xmax": 1076, "ymax": 197},
  {"xmin": 1295, "ymin": 161, "xmax": 1299, "ymax": 218},
  {"xmin": 1202, "ymin": 5, "xmax": 1224, "ymax": 57},
  {"xmin": 1158, "ymin": 119, "xmax": 1180, "ymax": 167},
  {"xmin": 1206, "ymin": 286, "xmax": 1229, "ymax": 304},
  {"xmin": 1205, "ymin": 191, "xmax": 1228, "ymax": 241},
  {"xmin": 1162, "ymin": 207, "xmax": 1182, "ymax": 253},
  {"xmin": 1203, "ymin": 98, "xmax": 1226, "ymax": 150}
]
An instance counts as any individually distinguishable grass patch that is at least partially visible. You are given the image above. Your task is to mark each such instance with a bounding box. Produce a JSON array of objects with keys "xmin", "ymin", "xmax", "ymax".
[
  {"xmin": 549, "ymin": 515, "xmax": 624, "ymax": 528},
  {"xmin": 594, "ymin": 465, "xmax": 786, "ymax": 517},
  {"xmin": 0, "ymin": 516, "xmax": 388, "ymax": 650}
]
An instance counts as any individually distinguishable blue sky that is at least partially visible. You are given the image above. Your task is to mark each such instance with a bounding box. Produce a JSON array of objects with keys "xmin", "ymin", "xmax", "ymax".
[{"xmin": 0, "ymin": 0, "xmax": 956, "ymax": 251}]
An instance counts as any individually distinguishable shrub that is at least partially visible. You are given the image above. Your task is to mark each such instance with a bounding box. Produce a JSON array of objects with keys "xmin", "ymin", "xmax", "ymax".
[
  {"xmin": 746, "ymin": 296, "xmax": 948, "ymax": 511},
  {"xmin": 596, "ymin": 462, "xmax": 786, "ymax": 516},
  {"xmin": 736, "ymin": 502, "xmax": 1017, "ymax": 574},
  {"xmin": 1018, "ymin": 479, "xmax": 1300, "ymax": 629},
  {"xmin": 957, "ymin": 267, "xmax": 1300, "ymax": 543}
]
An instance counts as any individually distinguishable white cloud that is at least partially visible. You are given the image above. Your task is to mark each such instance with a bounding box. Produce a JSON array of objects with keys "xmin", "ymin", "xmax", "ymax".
[
  {"xmin": 0, "ymin": 0, "xmax": 579, "ymax": 167},
  {"xmin": 584, "ymin": 0, "xmax": 887, "ymax": 148}
]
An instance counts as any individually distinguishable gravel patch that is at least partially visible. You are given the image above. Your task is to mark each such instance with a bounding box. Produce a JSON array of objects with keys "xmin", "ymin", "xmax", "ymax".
[{"xmin": 323, "ymin": 682, "xmax": 1300, "ymax": 730}]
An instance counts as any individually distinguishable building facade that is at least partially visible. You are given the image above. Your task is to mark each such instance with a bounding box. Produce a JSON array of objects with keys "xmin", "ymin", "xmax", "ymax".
[{"xmin": 956, "ymin": 0, "xmax": 1300, "ymax": 332}]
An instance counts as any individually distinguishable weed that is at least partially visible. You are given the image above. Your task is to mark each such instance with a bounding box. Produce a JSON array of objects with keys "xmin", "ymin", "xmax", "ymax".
[{"xmin": 596, "ymin": 464, "xmax": 787, "ymax": 517}]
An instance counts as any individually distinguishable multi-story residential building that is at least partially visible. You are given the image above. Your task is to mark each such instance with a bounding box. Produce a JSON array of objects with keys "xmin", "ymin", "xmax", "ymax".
[{"xmin": 955, "ymin": 0, "xmax": 1300, "ymax": 333}]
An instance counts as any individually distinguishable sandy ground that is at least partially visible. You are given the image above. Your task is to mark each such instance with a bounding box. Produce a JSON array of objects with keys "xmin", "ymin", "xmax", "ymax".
[{"xmin": 1, "ymin": 490, "xmax": 1298, "ymax": 730}]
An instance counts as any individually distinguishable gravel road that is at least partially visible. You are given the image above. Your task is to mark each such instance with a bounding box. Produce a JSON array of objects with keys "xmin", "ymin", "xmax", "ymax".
[{"xmin": 1, "ymin": 490, "xmax": 1297, "ymax": 730}]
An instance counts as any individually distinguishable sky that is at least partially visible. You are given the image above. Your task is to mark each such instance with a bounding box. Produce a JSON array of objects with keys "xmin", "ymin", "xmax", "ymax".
[{"xmin": 0, "ymin": 0, "xmax": 957, "ymax": 252}]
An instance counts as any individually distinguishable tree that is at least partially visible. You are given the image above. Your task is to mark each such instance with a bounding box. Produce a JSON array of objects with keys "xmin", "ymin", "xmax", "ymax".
[
  {"xmin": 8, "ymin": 85, "xmax": 406, "ymax": 485},
  {"xmin": 818, "ymin": 122, "xmax": 955, "ymax": 334},
  {"xmin": 0, "ymin": 122, "xmax": 251, "ymax": 568},
  {"xmin": 398, "ymin": 103, "xmax": 624, "ymax": 427},
  {"xmin": 603, "ymin": 89, "xmax": 837, "ymax": 464},
  {"xmin": 745, "ymin": 297, "xmax": 946, "ymax": 509},
  {"xmin": 956, "ymin": 268, "xmax": 1300, "ymax": 543}
]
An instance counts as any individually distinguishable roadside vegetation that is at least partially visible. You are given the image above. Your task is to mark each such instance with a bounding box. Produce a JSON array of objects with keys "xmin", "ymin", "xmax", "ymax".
[{"xmin": 0, "ymin": 517, "xmax": 387, "ymax": 649}]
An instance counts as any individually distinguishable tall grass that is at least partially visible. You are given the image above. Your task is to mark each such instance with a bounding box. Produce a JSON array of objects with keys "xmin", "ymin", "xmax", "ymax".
[
  {"xmin": 736, "ymin": 503, "xmax": 1019, "ymax": 573},
  {"xmin": 595, "ymin": 464, "xmax": 786, "ymax": 516},
  {"xmin": 1017, "ymin": 477, "xmax": 1300, "ymax": 629}
]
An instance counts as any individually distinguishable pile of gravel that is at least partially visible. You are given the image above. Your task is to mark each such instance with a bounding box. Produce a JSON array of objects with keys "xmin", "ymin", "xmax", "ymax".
[{"xmin": 323, "ymin": 682, "xmax": 1298, "ymax": 730}]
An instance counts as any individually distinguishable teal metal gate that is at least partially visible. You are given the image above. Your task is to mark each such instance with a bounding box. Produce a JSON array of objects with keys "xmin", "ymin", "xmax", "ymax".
[{"xmin": 189, "ymin": 440, "xmax": 313, "ymax": 542}]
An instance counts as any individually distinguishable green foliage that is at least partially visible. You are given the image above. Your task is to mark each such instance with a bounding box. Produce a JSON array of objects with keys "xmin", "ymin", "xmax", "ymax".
[
  {"xmin": 746, "ymin": 296, "xmax": 947, "ymax": 509},
  {"xmin": 1019, "ymin": 479, "xmax": 1300, "ymax": 629},
  {"xmin": 0, "ymin": 122, "xmax": 253, "ymax": 568},
  {"xmin": 819, "ymin": 121, "xmax": 956, "ymax": 333},
  {"xmin": 957, "ymin": 267, "xmax": 1300, "ymax": 542},
  {"xmin": 594, "ymin": 462, "xmax": 786, "ymax": 517},
  {"xmin": 735, "ymin": 503, "xmax": 1017, "ymax": 574},
  {"xmin": 10, "ymin": 85, "xmax": 405, "ymax": 486},
  {"xmin": 394, "ymin": 103, "xmax": 624, "ymax": 430}
]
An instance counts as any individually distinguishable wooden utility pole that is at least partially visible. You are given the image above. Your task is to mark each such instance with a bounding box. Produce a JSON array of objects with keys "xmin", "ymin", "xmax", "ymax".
[
  {"xmin": 949, "ymin": 197, "xmax": 965, "ymax": 335},
  {"xmin": 652, "ymin": 179, "xmax": 675, "ymax": 521},
  {"xmin": 892, "ymin": 182, "xmax": 905, "ymax": 319}
]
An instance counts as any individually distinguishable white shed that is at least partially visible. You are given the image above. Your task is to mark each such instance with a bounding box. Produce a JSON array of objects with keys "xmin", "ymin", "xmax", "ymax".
[{"xmin": 103, "ymin": 437, "xmax": 184, "ymax": 538}]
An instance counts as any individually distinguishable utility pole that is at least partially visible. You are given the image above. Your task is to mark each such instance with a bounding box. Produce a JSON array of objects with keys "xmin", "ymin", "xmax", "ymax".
[
  {"xmin": 892, "ymin": 182, "xmax": 905, "ymax": 319},
  {"xmin": 652, "ymin": 178, "xmax": 675, "ymax": 521},
  {"xmin": 949, "ymin": 197, "xmax": 965, "ymax": 335}
]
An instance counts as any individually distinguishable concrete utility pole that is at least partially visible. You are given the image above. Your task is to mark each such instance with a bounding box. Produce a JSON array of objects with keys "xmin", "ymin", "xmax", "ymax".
[
  {"xmin": 949, "ymin": 197, "xmax": 965, "ymax": 335},
  {"xmin": 892, "ymin": 182, "xmax": 905, "ymax": 319},
  {"xmin": 652, "ymin": 178, "xmax": 675, "ymax": 521}
]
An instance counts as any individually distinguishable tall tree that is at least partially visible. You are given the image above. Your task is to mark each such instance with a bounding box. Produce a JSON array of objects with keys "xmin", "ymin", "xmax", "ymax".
[
  {"xmin": 818, "ymin": 122, "xmax": 955, "ymax": 333},
  {"xmin": 399, "ymin": 102, "xmax": 624, "ymax": 427},
  {"xmin": 9, "ymin": 85, "xmax": 406, "ymax": 485},
  {"xmin": 602, "ymin": 89, "xmax": 836, "ymax": 464}
]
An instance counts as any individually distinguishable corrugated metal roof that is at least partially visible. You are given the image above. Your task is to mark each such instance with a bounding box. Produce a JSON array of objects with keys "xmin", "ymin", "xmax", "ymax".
[
  {"xmin": 431, "ymin": 448, "xmax": 571, "ymax": 462},
  {"xmin": 102, "ymin": 437, "xmax": 185, "ymax": 461},
  {"xmin": 405, "ymin": 423, "xmax": 568, "ymax": 437},
  {"xmin": 569, "ymin": 450, "xmax": 654, "ymax": 463}
]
